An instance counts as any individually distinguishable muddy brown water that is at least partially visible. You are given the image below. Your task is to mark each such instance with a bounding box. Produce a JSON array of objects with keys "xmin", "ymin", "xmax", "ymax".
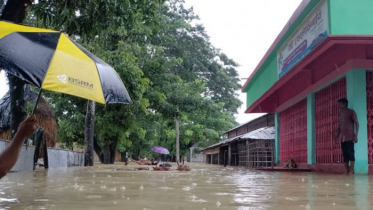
[{"xmin": 0, "ymin": 163, "xmax": 372, "ymax": 210}]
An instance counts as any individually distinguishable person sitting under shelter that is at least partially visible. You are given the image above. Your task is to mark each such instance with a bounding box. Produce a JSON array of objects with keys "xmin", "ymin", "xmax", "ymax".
[{"xmin": 0, "ymin": 116, "xmax": 37, "ymax": 179}]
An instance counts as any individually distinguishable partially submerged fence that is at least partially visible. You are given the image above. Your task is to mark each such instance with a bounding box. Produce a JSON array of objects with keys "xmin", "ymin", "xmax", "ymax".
[{"xmin": 0, "ymin": 139, "xmax": 84, "ymax": 172}]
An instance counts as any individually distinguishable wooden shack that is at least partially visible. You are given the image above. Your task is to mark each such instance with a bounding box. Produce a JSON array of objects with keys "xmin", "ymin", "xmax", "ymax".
[{"xmin": 202, "ymin": 114, "xmax": 275, "ymax": 168}]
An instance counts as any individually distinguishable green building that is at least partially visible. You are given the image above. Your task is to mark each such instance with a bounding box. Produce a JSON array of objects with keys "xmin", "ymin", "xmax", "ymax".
[{"xmin": 242, "ymin": 0, "xmax": 373, "ymax": 174}]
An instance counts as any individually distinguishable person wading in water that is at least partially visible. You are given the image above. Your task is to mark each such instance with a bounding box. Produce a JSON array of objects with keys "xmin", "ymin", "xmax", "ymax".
[{"xmin": 334, "ymin": 98, "xmax": 359, "ymax": 175}]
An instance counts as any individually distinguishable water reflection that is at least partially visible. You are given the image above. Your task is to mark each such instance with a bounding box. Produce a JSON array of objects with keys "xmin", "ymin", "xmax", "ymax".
[{"xmin": 0, "ymin": 163, "xmax": 372, "ymax": 209}]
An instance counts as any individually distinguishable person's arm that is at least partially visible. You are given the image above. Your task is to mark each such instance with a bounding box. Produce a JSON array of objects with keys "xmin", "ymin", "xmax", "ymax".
[
  {"xmin": 352, "ymin": 110, "xmax": 359, "ymax": 143},
  {"xmin": 0, "ymin": 116, "xmax": 37, "ymax": 179}
]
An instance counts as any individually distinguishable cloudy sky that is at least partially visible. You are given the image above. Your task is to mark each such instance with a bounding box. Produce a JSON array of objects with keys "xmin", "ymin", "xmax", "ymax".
[
  {"xmin": 0, "ymin": 0, "xmax": 302, "ymax": 124},
  {"xmin": 183, "ymin": 0, "xmax": 302, "ymax": 124}
]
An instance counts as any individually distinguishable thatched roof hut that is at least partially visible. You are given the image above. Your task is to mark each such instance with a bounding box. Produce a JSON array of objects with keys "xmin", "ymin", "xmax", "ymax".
[{"xmin": 0, "ymin": 86, "xmax": 57, "ymax": 157}]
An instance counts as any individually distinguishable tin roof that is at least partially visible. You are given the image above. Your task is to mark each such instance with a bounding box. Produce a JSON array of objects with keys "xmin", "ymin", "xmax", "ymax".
[
  {"xmin": 240, "ymin": 126, "xmax": 275, "ymax": 140},
  {"xmin": 202, "ymin": 126, "xmax": 275, "ymax": 151},
  {"xmin": 223, "ymin": 114, "xmax": 267, "ymax": 134}
]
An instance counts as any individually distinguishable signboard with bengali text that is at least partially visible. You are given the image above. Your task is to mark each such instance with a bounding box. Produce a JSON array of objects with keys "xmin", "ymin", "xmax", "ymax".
[{"xmin": 277, "ymin": 0, "xmax": 328, "ymax": 78}]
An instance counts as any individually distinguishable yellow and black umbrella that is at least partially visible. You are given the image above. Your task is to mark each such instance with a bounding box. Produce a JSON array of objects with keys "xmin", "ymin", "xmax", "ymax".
[{"xmin": 0, "ymin": 21, "xmax": 132, "ymax": 105}]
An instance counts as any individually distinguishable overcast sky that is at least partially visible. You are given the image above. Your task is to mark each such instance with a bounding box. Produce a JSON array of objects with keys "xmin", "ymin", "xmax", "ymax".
[{"xmin": 0, "ymin": 0, "xmax": 302, "ymax": 124}]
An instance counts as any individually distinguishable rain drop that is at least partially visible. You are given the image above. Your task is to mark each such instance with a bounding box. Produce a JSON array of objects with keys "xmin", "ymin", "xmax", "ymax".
[
  {"xmin": 345, "ymin": 183, "xmax": 350, "ymax": 187},
  {"xmin": 301, "ymin": 178, "xmax": 305, "ymax": 182},
  {"xmin": 100, "ymin": 185, "xmax": 107, "ymax": 189},
  {"xmin": 107, "ymin": 175, "xmax": 111, "ymax": 178},
  {"xmin": 192, "ymin": 183, "xmax": 197, "ymax": 186},
  {"xmin": 139, "ymin": 184, "xmax": 144, "ymax": 190},
  {"xmin": 305, "ymin": 204, "xmax": 311, "ymax": 210},
  {"xmin": 216, "ymin": 200, "xmax": 221, "ymax": 207},
  {"xmin": 127, "ymin": 197, "xmax": 130, "ymax": 200},
  {"xmin": 333, "ymin": 203, "xmax": 336, "ymax": 206},
  {"xmin": 121, "ymin": 186, "xmax": 126, "ymax": 191},
  {"xmin": 113, "ymin": 201, "xmax": 117, "ymax": 205}
]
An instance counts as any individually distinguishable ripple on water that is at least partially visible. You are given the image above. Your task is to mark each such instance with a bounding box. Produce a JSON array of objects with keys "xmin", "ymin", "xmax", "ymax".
[
  {"xmin": 160, "ymin": 187, "xmax": 174, "ymax": 191},
  {"xmin": 191, "ymin": 198, "xmax": 207, "ymax": 203},
  {"xmin": 285, "ymin": 197, "xmax": 299, "ymax": 201},
  {"xmin": 182, "ymin": 186, "xmax": 191, "ymax": 191},
  {"xmin": 34, "ymin": 199, "xmax": 49, "ymax": 202},
  {"xmin": 0, "ymin": 198, "xmax": 18, "ymax": 203},
  {"xmin": 86, "ymin": 195, "xmax": 102, "ymax": 199},
  {"xmin": 215, "ymin": 192, "xmax": 231, "ymax": 196}
]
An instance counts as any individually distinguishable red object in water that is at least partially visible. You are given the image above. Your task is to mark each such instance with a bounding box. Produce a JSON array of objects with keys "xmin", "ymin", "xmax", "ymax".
[
  {"xmin": 279, "ymin": 99, "xmax": 307, "ymax": 163},
  {"xmin": 315, "ymin": 77, "xmax": 346, "ymax": 164}
]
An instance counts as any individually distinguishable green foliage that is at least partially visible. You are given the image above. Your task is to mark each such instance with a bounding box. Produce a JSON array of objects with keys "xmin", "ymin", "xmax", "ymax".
[{"xmin": 27, "ymin": 0, "xmax": 242, "ymax": 160}]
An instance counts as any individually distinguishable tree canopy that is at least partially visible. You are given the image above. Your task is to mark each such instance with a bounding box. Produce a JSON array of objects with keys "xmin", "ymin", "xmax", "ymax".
[{"xmin": 23, "ymin": 0, "xmax": 242, "ymax": 161}]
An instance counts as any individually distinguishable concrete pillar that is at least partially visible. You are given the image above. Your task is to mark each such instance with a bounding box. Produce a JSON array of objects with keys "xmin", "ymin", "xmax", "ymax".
[
  {"xmin": 346, "ymin": 69, "xmax": 368, "ymax": 174},
  {"xmin": 210, "ymin": 154, "xmax": 213, "ymax": 164},
  {"xmin": 275, "ymin": 113, "xmax": 280, "ymax": 163},
  {"xmin": 228, "ymin": 144, "xmax": 232, "ymax": 166},
  {"xmin": 307, "ymin": 93, "xmax": 316, "ymax": 164},
  {"xmin": 218, "ymin": 153, "xmax": 220, "ymax": 165}
]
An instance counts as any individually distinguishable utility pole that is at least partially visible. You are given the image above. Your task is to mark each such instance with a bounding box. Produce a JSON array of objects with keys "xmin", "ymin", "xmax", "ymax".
[{"xmin": 175, "ymin": 118, "xmax": 180, "ymax": 163}]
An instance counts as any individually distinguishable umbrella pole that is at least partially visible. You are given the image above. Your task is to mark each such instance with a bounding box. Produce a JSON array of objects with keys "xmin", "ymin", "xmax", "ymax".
[{"xmin": 32, "ymin": 89, "xmax": 42, "ymax": 115}]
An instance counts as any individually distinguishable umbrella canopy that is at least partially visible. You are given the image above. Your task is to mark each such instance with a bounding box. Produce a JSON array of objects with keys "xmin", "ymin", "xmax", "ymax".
[
  {"xmin": 151, "ymin": 146, "xmax": 170, "ymax": 155},
  {"xmin": 0, "ymin": 21, "xmax": 131, "ymax": 104}
]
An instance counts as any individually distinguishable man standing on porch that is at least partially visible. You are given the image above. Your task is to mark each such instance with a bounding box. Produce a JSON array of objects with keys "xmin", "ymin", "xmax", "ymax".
[{"xmin": 335, "ymin": 98, "xmax": 359, "ymax": 174}]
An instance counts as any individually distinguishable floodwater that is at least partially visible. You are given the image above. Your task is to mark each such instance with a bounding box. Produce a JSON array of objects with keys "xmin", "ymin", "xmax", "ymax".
[{"xmin": 0, "ymin": 163, "xmax": 373, "ymax": 210}]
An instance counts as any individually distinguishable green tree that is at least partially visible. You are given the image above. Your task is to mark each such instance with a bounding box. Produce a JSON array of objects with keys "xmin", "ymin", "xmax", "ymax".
[{"xmin": 23, "ymin": 0, "xmax": 242, "ymax": 163}]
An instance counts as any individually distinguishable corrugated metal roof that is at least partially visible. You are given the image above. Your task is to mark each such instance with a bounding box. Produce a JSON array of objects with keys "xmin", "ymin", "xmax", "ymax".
[
  {"xmin": 223, "ymin": 113, "xmax": 268, "ymax": 134},
  {"xmin": 240, "ymin": 126, "xmax": 275, "ymax": 140},
  {"xmin": 201, "ymin": 126, "xmax": 275, "ymax": 151},
  {"xmin": 201, "ymin": 135, "xmax": 243, "ymax": 151}
]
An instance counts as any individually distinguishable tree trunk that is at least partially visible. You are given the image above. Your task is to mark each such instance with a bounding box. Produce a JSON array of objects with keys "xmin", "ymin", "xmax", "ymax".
[
  {"xmin": 1, "ymin": 0, "xmax": 33, "ymax": 139},
  {"xmin": 109, "ymin": 144, "xmax": 116, "ymax": 164},
  {"xmin": 103, "ymin": 142, "xmax": 111, "ymax": 164},
  {"xmin": 8, "ymin": 76, "xmax": 26, "ymax": 138},
  {"xmin": 0, "ymin": 0, "xmax": 32, "ymax": 23},
  {"xmin": 93, "ymin": 138, "xmax": 104, "ymax": 163},
  {"xmin": 175, "ymin": 119, "xmax": 180, "ymax": 163},
  {"xmin": 84, "ymin": 100, "xmax": 95, "ymax": 166}
]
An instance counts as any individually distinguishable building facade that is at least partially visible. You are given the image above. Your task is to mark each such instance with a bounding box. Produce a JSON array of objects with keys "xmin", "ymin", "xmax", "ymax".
[{"xmin": 242, "ymin": 0, "xmax": 373, "ymax": 174}]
